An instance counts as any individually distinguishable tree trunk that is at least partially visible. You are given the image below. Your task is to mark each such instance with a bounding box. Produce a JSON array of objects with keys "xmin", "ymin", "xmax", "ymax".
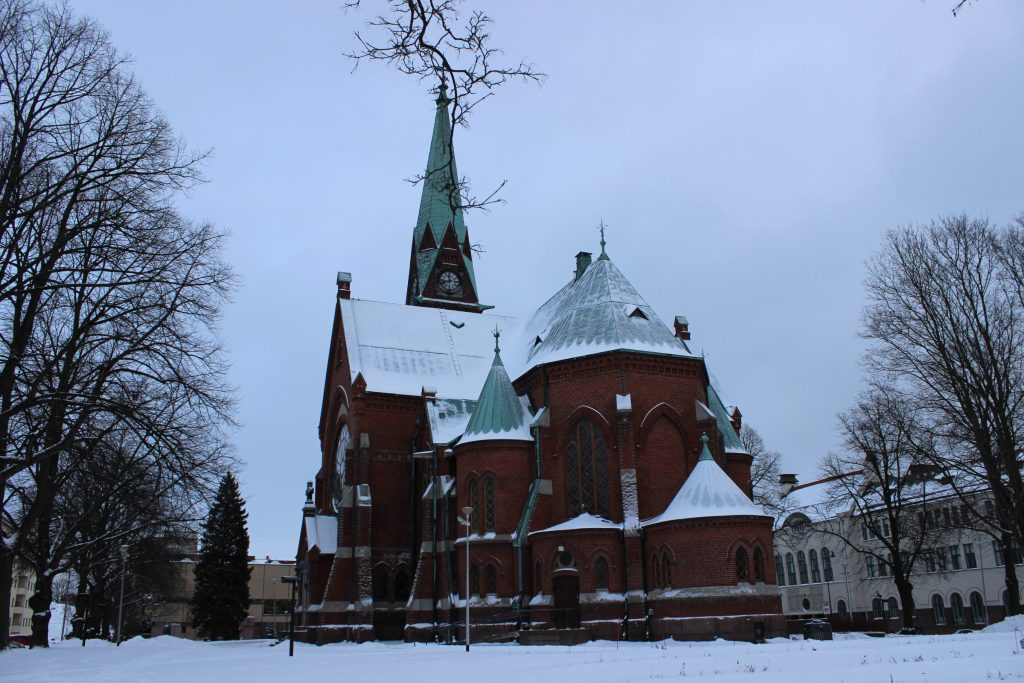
[
  {"xmin": 29, "ymin": 573, "xmax": 53, "ymax": 648},
  {"xmin": 1001, "ymin": 533, "xmax": 1020, "ymax": 615},
  {"xmin": 895, "ymin": 578, "xmax": 917, "ymax": 631}
]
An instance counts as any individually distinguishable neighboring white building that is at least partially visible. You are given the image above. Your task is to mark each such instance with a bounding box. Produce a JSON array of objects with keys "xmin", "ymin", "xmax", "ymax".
[
  {"xmin": 773, "ymin": 473, "xmax": 1022, "ymax": 633},
  {"xmin": 8, "ymin": 556, "xmax": 35, "ymax": 637}
]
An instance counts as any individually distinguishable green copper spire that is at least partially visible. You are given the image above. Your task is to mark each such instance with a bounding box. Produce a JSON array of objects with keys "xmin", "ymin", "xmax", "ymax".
[
  {"xmin": 461, "ymin": 335, "xmax": 533, "ymax": 444},
  {"xmin": 698, "ymin": 432, "xmax": 714, "ymax": 462},
  {"xmin": 406, "ymin": 82, "xmax": 484, "ymax": 311},
  {"xmin": 598, "ymin": 219, "xmax": 608, "ymax": 260}
]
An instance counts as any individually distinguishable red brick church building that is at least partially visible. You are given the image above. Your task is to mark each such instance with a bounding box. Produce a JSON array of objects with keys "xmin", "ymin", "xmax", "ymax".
[{"xmin": 296, "ymin": 86, "xmax": 784, "ymax": 643}]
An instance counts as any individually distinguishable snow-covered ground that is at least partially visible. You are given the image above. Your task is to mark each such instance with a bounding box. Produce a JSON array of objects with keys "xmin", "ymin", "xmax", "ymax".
[{"xmin": 5, "ymin": 619, "xmax": 1023, "ymax": 683}]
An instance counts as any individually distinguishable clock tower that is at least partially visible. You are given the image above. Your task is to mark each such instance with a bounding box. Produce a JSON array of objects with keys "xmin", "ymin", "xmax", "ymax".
[{"xmin": 405, "ymin": 82, "xmax": 490, "ymax": 313}]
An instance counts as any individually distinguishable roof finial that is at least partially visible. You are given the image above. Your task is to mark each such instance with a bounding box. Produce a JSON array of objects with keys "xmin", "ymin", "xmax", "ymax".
[
  {"xmin": 436, "ymin": 78, "xmax": 450, "ymax": 106},
  {"xmin": 493, "ymin": 326, "xmax": 501, "ymax": 354},
  {"xmin": 699, "ymin": 432, "xmax": 714, "ymax": 462},
  {"xmin": 598, "ymin": 219, "xmax": 608, "ymax": 260}
]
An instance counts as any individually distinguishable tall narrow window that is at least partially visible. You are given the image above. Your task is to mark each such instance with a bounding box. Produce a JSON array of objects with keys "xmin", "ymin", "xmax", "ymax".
[
  {"xmin": 566, "ymin": 419, "xmax": 610, "ymax": 516},
  {"xmin": 951, "ymin": 593, "xmax": 965, "ymax": 624},
  {"xmin": 775, "ymin": 554, "xmax": 786, "ymax": 586},
  {"xmin": 872, "ymin": 597, "xmax": 883, "ymax": 619},
  {"xmin": 753, "ymin": 548, "xmax": 764, "ymax": 582},
  {"xmin": 394, "ymin": 565, "xmax": 411, "ymax": 603},
  {"xmin": 468, "ymin": 478, "xmax": 480, "ymax": 534},
  {"xmin": 887, "ymin": 597, "xmax": 899, "ymax": 620},
  {"xmin": 595, "ymin": 557, "xmax": 609, "ymax": 591},
  {"xmin": 484, "ymin": 477, "xmax": 496, "ymax": 532},
  {"xmin": 469, "ymin": 565, "xmax": 480, "ymax": 597},
  {"xmin": 809, "ymin": 549, "xmax": 821, "ymax": 583},
  {"xmin": 372, "ymin": 565, "xmax": 389, "ymax": 602},
  {"xmin": 821, "ymin": 548, "xmax": 834, "ymax": 582},
  {"xmin": 932, "ymin": 594, "xmax": 946, "ymax": 625},
  {"xmin": 837, "ymin": 599, "xmax": 849, "ymax": 619},
  {"xmin": 970, "ymin": 591, "xmax": 986, "ymax": 624},
  {"xmin": 662, "ymin": 553, "xmax": 672, "ymax": 588},
  {"xmin": 797, "ymin": 551, "xmax": 809, "ymax": 584},
  {"xmin": 534, "ymin": 560, "xmax": 543, "ymax": 594},
  {"xmin": 651, "ymin": 554, "xmax": 661, "ymax": 589},
  {"xmin": 736, "ymin": 547, "xmax": 749, "ymax": 583},
  {"xmin": 785, "ymin": 553, "xmax": 797, "ymax": 585},
  {"xmin": 484, "ymin": 564, "xmax": 498, "ymax": 595}
]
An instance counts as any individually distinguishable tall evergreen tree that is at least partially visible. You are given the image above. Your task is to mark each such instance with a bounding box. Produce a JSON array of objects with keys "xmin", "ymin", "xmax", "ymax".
[{"xmin": 191, "ymin": 473, "xmax": 251, "ymax": 640}]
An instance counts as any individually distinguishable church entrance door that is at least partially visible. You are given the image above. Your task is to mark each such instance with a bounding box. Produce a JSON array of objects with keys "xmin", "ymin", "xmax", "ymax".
[{"xmin": 553, "ymin": 574, "xmax": 581, "ymax": 629}]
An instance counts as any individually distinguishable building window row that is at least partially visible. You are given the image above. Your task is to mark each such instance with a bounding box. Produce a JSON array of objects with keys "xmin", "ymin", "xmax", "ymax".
[{"xmin": 777, "ymin": 547, "xmax": 832, "ymax": 587}]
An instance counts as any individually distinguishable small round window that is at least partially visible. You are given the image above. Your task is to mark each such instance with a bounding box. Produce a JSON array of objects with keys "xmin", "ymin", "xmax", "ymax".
[
  {"xmin": 557, "ymin": 551, "xmax": 574, "ymax": 568},
  {"xmin": 801, "ymin": 598, "xmax": 811, "ymax": 611}
]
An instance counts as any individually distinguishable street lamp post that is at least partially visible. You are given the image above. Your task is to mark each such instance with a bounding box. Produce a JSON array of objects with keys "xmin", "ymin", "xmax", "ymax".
[
  {"xmin": 116, "ymin": 544, "xmax": 129, "ymax": 646},
  {"xmin": 458, "ymin": 506, "xmax": 474, "ymax": 652},
  {"xmin": 281, "ymin": 574, "xmax": 298, "ymax": 657}
]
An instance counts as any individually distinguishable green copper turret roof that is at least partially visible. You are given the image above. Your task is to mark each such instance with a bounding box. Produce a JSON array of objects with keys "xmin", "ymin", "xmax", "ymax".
[{"xmin": 460, "ymin": 333, "xmax": 533, "ymax": 445}]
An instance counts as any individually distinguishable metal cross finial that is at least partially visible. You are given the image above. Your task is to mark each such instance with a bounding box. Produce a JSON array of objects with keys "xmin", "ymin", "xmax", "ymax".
[
  {"xmin": 436, "ymin": 78, "xmax": 450, "ymax": 106},
  {"xmin": 598, "ymin": 219, "xmax": 608, "ymax": 259},
  {"xmin": 493, "ymin": 326, "xmax": 501, "ymax": 353}
]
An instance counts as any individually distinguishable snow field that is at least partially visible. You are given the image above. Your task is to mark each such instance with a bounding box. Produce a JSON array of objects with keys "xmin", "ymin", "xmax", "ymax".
[{"xmin": 4, "ymin": 620, "xmax": 1023, "ymax": 683}]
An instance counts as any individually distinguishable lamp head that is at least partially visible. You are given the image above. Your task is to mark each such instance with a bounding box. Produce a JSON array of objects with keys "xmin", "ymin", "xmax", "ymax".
[{"xmin": 462, "ymin": 506, "xmax": 473, "ymax": 516}]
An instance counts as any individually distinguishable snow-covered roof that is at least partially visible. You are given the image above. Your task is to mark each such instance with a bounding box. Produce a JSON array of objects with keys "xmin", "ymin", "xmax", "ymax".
[
  {"xmin": 340, "ymin": 298, "xmax": 519, "ymax": 398},
  {"xmin": 530, "ymin": 512, "xmax": 622, "ymax": 536},
  {"xmin": 643, "ymin": 436, "xmax": 767, "ymax": 526},
  {"xmin": 425, "ymin": 397, "xmax": 476, "ymax": 446},
  {"xmin": 304, "ymin": 515, "xmax": 338, "ymax": 555},
  {"xmin": 460, "ymin": 348, "xmax": 534, "ymax": 445},
  {"xmin": 521, "ymin": 258, "xmax": 699, "ymax": 368}
]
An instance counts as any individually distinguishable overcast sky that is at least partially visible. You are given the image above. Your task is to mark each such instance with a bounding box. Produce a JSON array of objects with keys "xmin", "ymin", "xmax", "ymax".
[{"xmin": 66, "ymin": 1, "xmax": 1024, "ymax": 558}]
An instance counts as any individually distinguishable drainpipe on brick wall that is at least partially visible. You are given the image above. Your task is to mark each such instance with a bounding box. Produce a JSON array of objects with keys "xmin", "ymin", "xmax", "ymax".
[{"xmin": 431, "ymin": 447, "xmax": 439, "ymax": 631}]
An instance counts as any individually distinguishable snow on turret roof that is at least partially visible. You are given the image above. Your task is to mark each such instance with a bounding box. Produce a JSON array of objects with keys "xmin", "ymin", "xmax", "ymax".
[
  {"xmin": 642, "ymin": 435, "xmax": 768, "ymax": 526},
  {"xmin": 530, "ymin": 512, "xmax": 622, "ymax": 536},
  {"xmin": 460, "ymin": 343, "xmax": 533, "ymax": 445}
]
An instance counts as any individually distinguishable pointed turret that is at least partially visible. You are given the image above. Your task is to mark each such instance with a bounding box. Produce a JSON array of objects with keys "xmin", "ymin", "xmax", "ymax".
[
  {"xmin": 460, "ymin": 330, "xmax": 532, "ymax": 444},
  {"xmin": 406, "ymin": 82, "xmax": 488, "ymax": 312}
]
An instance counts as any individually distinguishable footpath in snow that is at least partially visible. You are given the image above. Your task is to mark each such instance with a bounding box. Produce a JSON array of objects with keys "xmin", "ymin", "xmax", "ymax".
[{"xmin": 4, "ymin": 618, "xmax": 1023, "ymax": 683}]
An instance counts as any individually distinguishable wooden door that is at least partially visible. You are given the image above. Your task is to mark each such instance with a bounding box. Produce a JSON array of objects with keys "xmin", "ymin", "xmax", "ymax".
[{"xmin": 553, "ymin": 574, "xmax": 581, "ymax": 629}]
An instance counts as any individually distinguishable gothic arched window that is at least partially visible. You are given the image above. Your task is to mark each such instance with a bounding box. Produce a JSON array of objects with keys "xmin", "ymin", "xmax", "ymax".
[
  {"xmin": 469, "ymin": 565, "xmax": 480, "ymax": 597},
  {"xmin": 753, "ymin": 547, "xmax": 764, "ymax": 582},
  {"xmin": 484, "ymin": 477, "xmax": 496, "ymax": 532},
  {"xmin": 651, "ymin": 554, "xmax": 661, "ymax": 589},
  {"xmin": 372, "ymin": 565, "xmax": 389, "ymax": 602},
  {"xmin": 565, "ymin": 418, "xmax": 610, "ymax": 517},
  {"xmin": 662, "ymin": 554, "xmax": 672, "ymax": 588},
  {"xmin": 394, "ymin": 565, "xmax": 410, "ymax": 603},
  {"xmin": 534, "ymin": 560, "xmax": 543, "ymax": 594},
  {"xmin": 484, "ymin": 564, "xmax": 498, "ymax": 595},
  {"xmin": 594, "ymin": 556, "xmax": 609, "ymax": 591},
  {"xmin": 736, "ymin": 547, "xmax": 749, "ymax": 583}
]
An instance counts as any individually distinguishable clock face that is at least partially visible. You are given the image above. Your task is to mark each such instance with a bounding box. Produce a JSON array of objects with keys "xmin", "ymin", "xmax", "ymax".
[{"xmin": 438, "ymin": 270, "xmax": 461, "ymax": 294}]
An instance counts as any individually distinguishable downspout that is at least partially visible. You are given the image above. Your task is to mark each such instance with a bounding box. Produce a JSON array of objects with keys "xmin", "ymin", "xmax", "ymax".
[
  {"xmin": 513, "ymin": 405, "xmax": 548, "ymax": 629},
  {"xmin": 410, "ymin": 416, "xmax": 423, "ymax": 615},
  {"xmin": 443, "ymin": 449, "xmax": 457, "ymax": 637},
  {"xmin": 431, "ymin": 447, "xmax": 439, "ymax": 630}
]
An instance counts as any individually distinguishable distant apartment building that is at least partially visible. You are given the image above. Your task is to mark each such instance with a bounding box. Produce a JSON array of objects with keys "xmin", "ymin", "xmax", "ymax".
[
  {"xmin": 7, "ymin": 557, "xmax": 35, "ymax": 637},
  {"xmin": 773, "ymin": 472, "xmax": 1022, "ymax": 633},
  {"xmin": 149, "ymin": 535, "xmax": 295, "ymax": 639}
]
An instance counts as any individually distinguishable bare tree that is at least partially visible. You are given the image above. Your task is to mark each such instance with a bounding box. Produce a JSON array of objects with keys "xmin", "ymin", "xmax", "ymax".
[
  {"xmin": 816, "ymin": 387, "xmax": 942, "ymax": 631},
  {"xmin": 741, "ymin": 424, "xmax": 785, "ymax": 519},
  {"xmin": 862, "ymin": 215, "xmax": 1024, "ymax": 614},
  {"xmin": 345, "ymin": 0, "xmax": 543, "ymax": 227}
]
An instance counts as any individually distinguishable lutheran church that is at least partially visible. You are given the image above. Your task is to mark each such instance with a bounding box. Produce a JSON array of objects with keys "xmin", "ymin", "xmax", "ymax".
[{"xmin": 295, "ymin": 84, "xmax": 784, "ymax": 644}]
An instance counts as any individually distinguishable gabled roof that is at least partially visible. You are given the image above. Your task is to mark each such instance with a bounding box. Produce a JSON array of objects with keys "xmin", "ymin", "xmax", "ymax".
[
  {"xmin": 530, "ymin": 512, "xmax": 622, "ymax": 536},
  {"xmin": 521, "ymin": 257, "xmax": 698, "ymax": 369},
  {"xmin": 304, "ymin": 515, "xmax": 338, "ymax": 555},
  {"xmin": 460, "ymin": 345, "xmax": 533, "ymax": 445},
  {"xmin": 425, "ymin": 398, "xmax": 477, "ymax": 446},
  {"xmin": 643, "ymin": 434, "xmax": 767, "ymax": 526},
  {"xmin": 707, "ymin": 382, "xmax": 746, "ymax": 454}
]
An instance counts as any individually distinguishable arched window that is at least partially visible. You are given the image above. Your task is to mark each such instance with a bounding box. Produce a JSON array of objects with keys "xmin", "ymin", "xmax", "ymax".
[
  {"xmin": 484, "ymin": 477, "xmax": 496, "ymax": 532},
  {"xmin": 736, "ymin": 547, "xmax": 749, "ymax": 583},
  {"xmin": 951, "ymin": 593, "xmax": 965, "ymax": 624},
  {"xmin": 484, "ymin": 564, "xmax": 498, "ymax": 595},
  {"xmin": 469, "ymin": 565, "xmax": 480, "ymax": 597},
  {"xmin": 594, "ymin": 556, "xmax": 609, "ymax": 591},
  {"xmin": 809, "ymin": 550, "xmax": 821, "ymax": 583},
  {"xmin": 651, "ymin": 554, "xmax": 661, "ymax": 589},
  {"xmin": 775, "ymin": 555, "xmax": 786, "ymax": 586},
  {"xmin": 932, "ymin": 594, "xmax": 946, "ymax": 625},
  {"xmin": 785, "ymin": 553, "xmax": 797, "ymax": 586},
  {"xmin": 970, "ymin": 591, "xmax": 986, "ymax": 624},
  {"xmin": 534, "ymin": 560, "xmax": 543, "ymax": 594},
  {"xmin": 468, "ymin": 478, "xmax": 480, "ymax": 534},
  {"xmin": 394, "ymin": 565, "xmax": 410, "ymax": 603},
  {"xmin": 821, "ymin": 548, "xmax": 834, "ymax": 582},
  {"xmin": 887, "ymin": 597, "xmax": 899, "ymax": 620},
  {"xmin": 753, "ymin": 548, "xmax": 764, "ymax": 582},
  {"xmin": 872, "ymin": 597, "xmax": 884, "ymax": 619},
  {"xmin": 662, "ymin": 554, "xmax": 672, "ymax": 588},
  {"xmin": 565, "ymin": 419, "xmax": 610, "ymax": 516},
  {"xmin": 797, "ymin": 551, "xmax": 809, "ymax": 584},
  {"xmin": 372, "ymin": 565, "xmax": 389, "ymax": 601},
  {"xmin": 836, "ymin": 599, "xmax": 849, "ymax": 620}
]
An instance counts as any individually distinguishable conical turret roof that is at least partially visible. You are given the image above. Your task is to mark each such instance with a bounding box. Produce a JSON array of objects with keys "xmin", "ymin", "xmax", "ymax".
[
  {"xmin": 642, "ymin": 434, "xmax": 767, "ymax": 526},
  {"xmin": 460, "ymin": 337, "xmax": 533, "ymax": 445}
]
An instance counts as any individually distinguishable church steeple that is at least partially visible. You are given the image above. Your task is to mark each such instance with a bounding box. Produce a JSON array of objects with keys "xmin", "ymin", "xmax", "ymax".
[{"xmin": 406, "ymin": 82, "xmax": 489, "ymax": 312}]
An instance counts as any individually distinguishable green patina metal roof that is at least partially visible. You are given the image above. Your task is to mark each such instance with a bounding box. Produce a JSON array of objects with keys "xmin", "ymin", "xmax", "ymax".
[
  {"xmin": 706, "ymin": 383, "xmax": 746, "ymax": 454},
  {"xmin": 409, "ymin": 86, "xmax": 479, "ymax": 298},
  {"xmin": 460, "ymin": 337, "xmax": 533, "ymax": 444}
]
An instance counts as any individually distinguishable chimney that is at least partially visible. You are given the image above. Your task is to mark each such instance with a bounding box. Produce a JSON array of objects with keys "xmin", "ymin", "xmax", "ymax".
[
  {"xmin": 730, "ymin": 406, "xmax": 742, "ymax": 434},
  {"xmin": 778, "ymin": 473, "xmax": 798, "ymax": 499},
  {"xmin": 337, "ymin": 271, "xmax": 352, "ymax": 299},
  {"xmin": 574, "ymin": 252, "xmax": 592, "ymax": 281},
  {"xmin": 674, "ymin": 315, "xmax": 690, "ymax": 340}
]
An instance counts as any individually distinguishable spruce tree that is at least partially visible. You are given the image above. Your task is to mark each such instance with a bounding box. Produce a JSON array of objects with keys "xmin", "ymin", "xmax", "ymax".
[{"xmin": 191, "ymin": 473, "xmax": 251, "ymax": 640}]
